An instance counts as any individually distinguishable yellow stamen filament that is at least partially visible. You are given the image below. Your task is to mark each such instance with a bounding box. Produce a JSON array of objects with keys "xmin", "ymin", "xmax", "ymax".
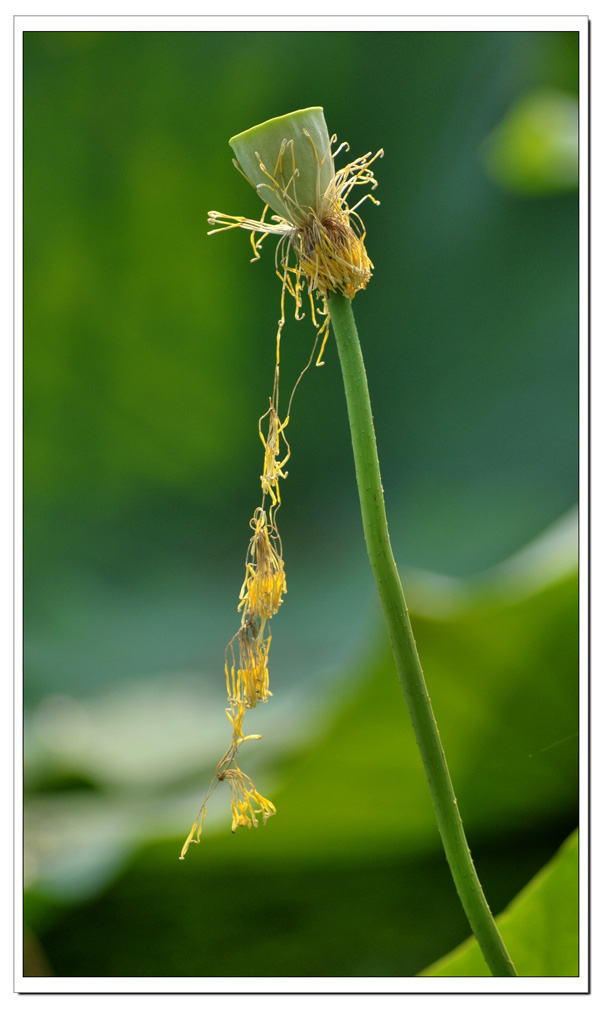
[
  {"xmin": 238, "ymin": 509, "xmax": 287, "ymax": 623},
  {"xmin": 179, "ymin": 804, "xmax": 207, "ymax": 860},
  {"xmin": 222, "ymin": 766, "xmax": 277, "ymax": 831},
  {"xmin": 259, "ymin": 403, "xmax": 290, "ymax": 507}
]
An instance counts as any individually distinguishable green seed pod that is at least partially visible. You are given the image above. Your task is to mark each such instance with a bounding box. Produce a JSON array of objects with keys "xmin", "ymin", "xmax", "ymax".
[{"xmin": 229, "ymin": 107, "xmax": 334, "ymax": 226}]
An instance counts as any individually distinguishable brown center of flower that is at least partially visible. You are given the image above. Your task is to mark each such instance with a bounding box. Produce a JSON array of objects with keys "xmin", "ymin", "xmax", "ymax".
[{"xmin": 295, "ymin": 209, "xmax": 373, "ymax": 299}]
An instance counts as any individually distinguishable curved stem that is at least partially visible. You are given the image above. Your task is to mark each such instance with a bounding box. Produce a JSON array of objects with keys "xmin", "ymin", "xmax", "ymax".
[{"xmin": 327, "ymin": 290, "xmax": 518, "ymax": 978}]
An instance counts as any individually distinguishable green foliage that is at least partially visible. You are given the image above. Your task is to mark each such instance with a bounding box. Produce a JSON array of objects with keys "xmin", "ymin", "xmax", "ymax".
[
  {"xmin": 262, "ymin": 571, "xmax": 578, "ymax": 861},
  {"xmin": 422, "ymin": 829, "xmax": 579, "ymax": 976},
  {"xmin": 25, "ymin": 566, "xmax": 578, "ymax": 976}
]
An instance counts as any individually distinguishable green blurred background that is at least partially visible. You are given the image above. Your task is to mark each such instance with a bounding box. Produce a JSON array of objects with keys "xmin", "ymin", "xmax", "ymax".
[{"xmin": 23, "ymin": 29, "xmax": 579, "ymax": 978}]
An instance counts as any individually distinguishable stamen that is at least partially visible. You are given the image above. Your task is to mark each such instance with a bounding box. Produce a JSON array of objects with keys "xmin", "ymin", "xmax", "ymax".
[{"xmin": 184, "ymin": 119, "xmax": 382, "ymax": 857}]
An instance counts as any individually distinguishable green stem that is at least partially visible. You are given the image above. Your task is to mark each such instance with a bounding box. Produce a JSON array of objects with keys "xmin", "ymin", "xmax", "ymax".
[{"xmin": 327, "ymin": 290, "xmax": 518, "ymax": 978}]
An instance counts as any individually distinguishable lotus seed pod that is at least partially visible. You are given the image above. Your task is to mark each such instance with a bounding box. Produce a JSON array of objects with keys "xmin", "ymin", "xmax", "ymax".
[{"xmin": 229, "ymin": 107, "xmax": 335, "ymax": 226}]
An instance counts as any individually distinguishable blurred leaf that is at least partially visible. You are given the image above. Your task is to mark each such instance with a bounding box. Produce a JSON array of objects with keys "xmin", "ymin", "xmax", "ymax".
[
  {"xmin": 236, "ymin": 567, "xmax": 578, "ymax": 863},
  {"xmin": 482, "ymin": 89, "xmax": 578, "ymax": 195},
  {"xmin": 26, "ymin": 553, "xmax": 578, "ymax": 976},
  {"xmin": 26, "ymin": 554, "xmax": 577, "ymax": 898},
  {"xmin": 422, "ymin": 829, "xmax": 579, "ymax": 976},
  {"xmin": 33, "ymin": 830, "xmax": 571, "ymax": 978}
]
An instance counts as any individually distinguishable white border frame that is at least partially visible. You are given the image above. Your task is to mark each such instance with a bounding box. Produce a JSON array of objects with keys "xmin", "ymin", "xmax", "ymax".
[{"xmin": 13, "ymin": 12, "xmax": 590, "ymax": 998}]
